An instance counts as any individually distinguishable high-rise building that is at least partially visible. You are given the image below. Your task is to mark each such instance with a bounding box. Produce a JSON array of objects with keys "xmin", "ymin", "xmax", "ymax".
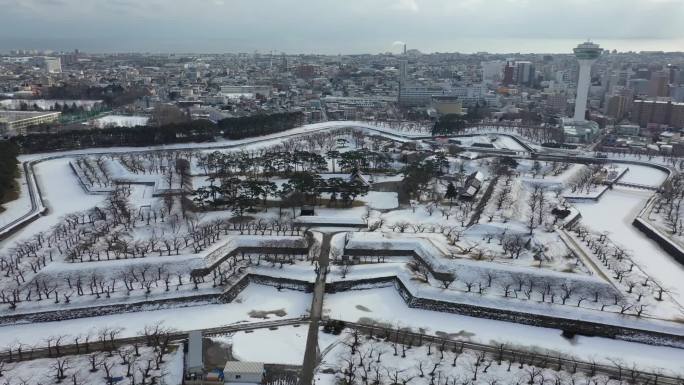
[
  {"xmin": 634, "ymin": 67, "xmax": 651, "ymax": 80},
  {"xmin": 631, "ymin": 100, "xmax": 684, "ymax": 128},
  {"xmin": 668, "ymin": 64, "xmax": 681, "ymax": 84},
  {"xmin": 545, "ymin": 93, "xmax": 568, "ymax": 115},
  {"xmin": 399, "ymin": 60, "xmax": 408, "ymax": 85},
  {"xmin": 671, "ymin": 85, "xmax": 684, "ymax": 103},
  {"xmin": 43, "ymin": 57, "xmax": 61, "ymax": 74},
  {"xmin": 502, "ymin": 60, "xmax": 515, "ymax": 86},
  {"xmin": 648, "ymin": 71, "xmax": 670, "ymax": 97},
  {"xmin": 573, "ymin": 41, "xmax": 602, "ymax": 121},
  {"xmin": 672, "ymin": 104, "xmax": 684, "ymax": 128},
  {"xmin": 629, "ymin": 78, "xmax": 650, "ymax": 96},
  {"xmin": 606, "ymin": 95, "xmax": 628, "ymax": 120},
  {"xmin": 514, "ymin": 61, "xmax": 536, "ymax": 86}
]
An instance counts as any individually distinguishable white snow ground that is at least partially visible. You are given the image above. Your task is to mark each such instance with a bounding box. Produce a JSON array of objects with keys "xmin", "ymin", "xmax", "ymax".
[
  {"xmin": 0, "ymin": 157, "xmax": 106, "ymax": 246},
  {"xmin": 324, "ymin": 287, "xmax": 684, "ymax": 374},
  {"xmin": 619, "ymin": 164, "xmax": 668, "ymax": 186},
  {"xmin": 574, "ymin": 187, "xmax": 684, "ymax": 305},
  {"xmin": 228, "ymin": 325, "xmax": 339, "ymax": 365},
  {"xmin": 1, "ymin": 344, "xmax": 183, "ymax": 385},
  {"xmin": 0, "ymin": 285, "xmax": 311, "ymax": 348}
]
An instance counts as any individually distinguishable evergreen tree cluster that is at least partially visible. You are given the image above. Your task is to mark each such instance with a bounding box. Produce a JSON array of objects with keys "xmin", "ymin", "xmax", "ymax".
[
  {"xmin": 432, "ymin": 114, "xmax": 466, "ymax": 136},
  {"xmin": 45, "ymin": 84, "xmax": 147, "ymax": 107},
  {"xmin": 0, "ymin": 141, "xmax": 19, "ymax": 207},
  {"xmin": 219, "ymin": 111, "xmax": 304, "ymax": 140},
  {"xmin": 11, "ymin": 120, "xmax": 217, "ymax": 153},
  {"xmin": 194, "ymin": 170, "xmax": 369, "ymax": 212},
  {"xmin": 11, "ymin": 111, "xmax": 306, "ymax": 153}
]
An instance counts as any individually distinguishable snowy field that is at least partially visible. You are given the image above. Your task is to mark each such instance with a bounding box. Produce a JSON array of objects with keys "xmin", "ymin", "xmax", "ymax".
[
  {"xmin": 451, "ymin": 134, "xmax": 527, "ymax": 153},
  {"xmin": 574, "ymin": 187, "xmax": 684, "ymax": 305},
  {"xmin": 0, "ymin": 284, "xmax": 311, "ymax": 348},
  {"xmin": 1, "ymin": 344, "xmax": 183, "ymax": 385},
  {"xmin": 620, "ymin": 164, "xmax": 668, "ymax": 186},
  {"xmin": 323, "ymin": 287, "xmax": 684, "ymax": 374},
  {"xmin": 0, "ymin": 121, "xmax": 682, "ymax": 382},
  {"xmin": 226, "ymin": 325, "xmax": 339, "ymax": 365},
  {"xmin": 316, "ymin": 328, "xmax": 670, "ymax": 385},
  {"xmin": 92, "ymin": 115, "xmax": 150, "ymax": 128},
  {"xmin": 0, "ymin": 157, "xmax": 106, "ymax": 246},
  {"xmin": 360, "ymin": 191, "xmax": 399, "ymax": 210}
]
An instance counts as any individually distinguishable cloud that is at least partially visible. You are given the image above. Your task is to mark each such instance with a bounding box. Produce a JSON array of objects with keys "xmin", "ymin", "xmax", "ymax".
[
  {"xmin": 392, "ymin": 0, "xmax": 419, "ymax": 12},
  {"xmin": 0, "ymin": 0, "xmax": 682, "ymax": 53}
]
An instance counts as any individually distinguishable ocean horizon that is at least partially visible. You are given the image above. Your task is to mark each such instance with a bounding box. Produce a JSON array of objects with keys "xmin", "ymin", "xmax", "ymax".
[{"xmin": 1, "ymin": 36, "xmax": 682, "ymax": 55}]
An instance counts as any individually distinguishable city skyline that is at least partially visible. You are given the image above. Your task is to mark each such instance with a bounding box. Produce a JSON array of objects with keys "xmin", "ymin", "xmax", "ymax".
[{"xmin": 1, "ymin": 0, "xmax": 683, "ymax": 54}]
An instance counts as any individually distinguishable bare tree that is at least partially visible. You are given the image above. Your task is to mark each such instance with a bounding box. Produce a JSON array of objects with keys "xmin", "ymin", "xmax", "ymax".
[{"xmin": 52, "ymin": 358, "xmax": 70, "ymax": 383}]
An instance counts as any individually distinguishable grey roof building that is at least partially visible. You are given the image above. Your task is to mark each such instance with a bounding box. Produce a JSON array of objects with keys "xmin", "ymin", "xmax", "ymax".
[{"xmin": 187, "ymin": 330, "xmax": 204, "ymax": 375}]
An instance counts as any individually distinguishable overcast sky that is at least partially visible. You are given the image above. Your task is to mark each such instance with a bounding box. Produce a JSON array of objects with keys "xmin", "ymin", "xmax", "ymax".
[{"xmin": 1, "ymin": 0, "xmax": 683, "ymax": 53}]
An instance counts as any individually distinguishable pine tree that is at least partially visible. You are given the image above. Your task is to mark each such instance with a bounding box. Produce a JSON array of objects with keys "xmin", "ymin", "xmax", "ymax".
[{"xmin": 445, "ymin": 182, "xmax": 457, "ymax": 206}]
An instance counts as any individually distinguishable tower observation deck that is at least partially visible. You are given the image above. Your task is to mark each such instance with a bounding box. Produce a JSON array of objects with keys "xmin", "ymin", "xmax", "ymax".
[
  {"xmin": 573, "ymin": 41, "xmax": 603, "ymax": 60},
  {"xmin": 573, "ymin": 41, "xmax": 602, "ymax": 121}
]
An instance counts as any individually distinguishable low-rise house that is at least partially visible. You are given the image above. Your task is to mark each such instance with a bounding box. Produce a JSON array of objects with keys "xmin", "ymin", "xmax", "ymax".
[
  {"xmin": 223, "ymin": 361, "xmax": 265, "ymax": 384},
  {"xmin": 460, "ymin": 171, "xmax": 484, "ymax": 199}
]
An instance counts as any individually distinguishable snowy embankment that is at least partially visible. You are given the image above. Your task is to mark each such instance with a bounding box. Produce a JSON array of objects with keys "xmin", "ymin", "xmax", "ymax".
[
  {"xmin": 324, "ymin": 286, "xmax": 684, "ymax": 374},
  {"xmin": 344, "ymin": 232, "xmax": 613, "ymax": 294},
  {"xmin": 0, "ymin": 258, "xmax": 317, "ymax": 316},
  {"xmin": 16, "ymin": 120, "xmax": 420, "ymax": 163},
  {"xmin": 202, "ymin": 235, "xmax": 308, "ymax": 268},
  {"xmin": 327, "ymin": 262, "xmax": 683, "ymax": 338},
  {"xmin": 70, "ymin": 156, "xmax": 183, "ymax": 195},
  {"xmin": 0, "ymin": 172, "xmax": 32, "ymax": 227},
  {"xmin": 0, "ymin": 284, "xmax": 311, "ymax": 348}
]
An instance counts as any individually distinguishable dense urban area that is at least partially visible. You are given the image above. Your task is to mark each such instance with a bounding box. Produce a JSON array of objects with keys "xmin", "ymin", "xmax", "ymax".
[{"xmin": 0, "ymin": 42, "xmax": 683, "ymax": 385}]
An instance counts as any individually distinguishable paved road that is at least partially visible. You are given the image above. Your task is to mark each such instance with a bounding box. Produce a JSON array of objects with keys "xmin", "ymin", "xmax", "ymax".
[{"xmin": 299, "ymin": 232, "xmax": 332, "ymax": 385}]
